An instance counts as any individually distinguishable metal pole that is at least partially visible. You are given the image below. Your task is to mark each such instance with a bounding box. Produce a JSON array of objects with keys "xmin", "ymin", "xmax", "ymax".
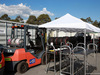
[
  {"xmin": 72, "ymin": 51, "xmax": 74, "ymax": 75},
  {"xmin": 46, "ymin": 29, "xmax": 49, "ymax": 73},
  {"xmin": 54, "ymin": 30, "xmax": 56, "ymax": 75},
  {"xmin": 96, "ymin": 45, "xmax": 98, "ymax": 70},
  {"xmin": 54, "ymin": 49, "xmax": 56, "ymax": 75},
  {"xmin": 32, "ymin": 29, "xmax": 33, "ymax": 41},
  {"xmin": 20, "ymin": 26, "xmax": 21, "ymax": 39},
  {"xmin": 24, "ymin": 26, "xmax": 26, "ymax": 50},
  {"xmin": 5, "ymin": 22, "xmax": 7, "ymax": 47},
  {"xmin": 46, "ymin": 45, "xmax": 48, "ymax": 73},
  {"xmin": 16, "ymin": 24, "xmax": 18, "ymax": 38},
  {"xmin": 70, "ymin": 47, "xmax": 72, "ymax": 75},
  {"xmin": 93, "ymin": 33, "xmax": 95, "ymax": 57},
  {"xmin": 93, "ymin": 33, "xmax": 97, "ymax": 69},
  {"xmin": 11, "ymin": 23, "xmax": 14, "ymax": 39},
  {"xmin": 60, "ymin": 49, "xmax": 62, "ymax": 75},
  {"xmin": 84, "ymin": 29, "xmax": 86, "ymax": 75}
]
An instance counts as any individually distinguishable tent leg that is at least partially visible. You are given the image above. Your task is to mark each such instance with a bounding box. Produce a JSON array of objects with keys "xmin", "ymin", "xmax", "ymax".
[{"xmin": 84, "ymin": 29, "xmax": 86, "ymax": 75}]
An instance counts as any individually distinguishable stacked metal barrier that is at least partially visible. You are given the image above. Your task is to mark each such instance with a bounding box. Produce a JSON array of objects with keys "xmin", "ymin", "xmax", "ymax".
[
  {"xmin": 46, "ymin": 41, "xmax": 98, "ymax": 75},
  {"xmin": 60, "ymin": 43, "xmax": 73, "ymax": 75}
]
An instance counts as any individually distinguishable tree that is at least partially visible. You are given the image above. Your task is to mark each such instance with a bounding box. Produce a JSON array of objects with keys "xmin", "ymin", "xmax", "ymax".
[
  {"xmin": 80, "ymin": 18, "xmax": 87, "ymax": 22},
  {"xmin": 37, "ymin": 14, "xmax": 51, "ymax": 25},
  {"xmin": 81, "ymin": 17, "xmax": 100, "ymax": 27},
  {"xmin": 92, "ymin": 20, "xmax": 98, "ymax": 27},
  {"xmin": 14, "ymin": 16, "xmax": 24, "ymax": 23},
  {"xmin": 26, "ymin": 15, "xmax": 37, "ymax": 24},
  {"xmin": 10, "ymin": 19, "xmax": 16, "ymax": 22},
  {"xmin": 0, "ymin": 14, "xmax": 11, "ymax": 20},
  {"xmin": 81, "ymin": 17, "xmax": 93, "ymax": 24},
  {"xmin": 86, "ymin": 17, "xmax": 93, "ymax": 24},
  {"xmin": 55, "ymin": 17, "xmax": 59, "ymax": 20},
  {"xmin": 98, "ymin": 21, "xmax": 100, "ymax": 28}
]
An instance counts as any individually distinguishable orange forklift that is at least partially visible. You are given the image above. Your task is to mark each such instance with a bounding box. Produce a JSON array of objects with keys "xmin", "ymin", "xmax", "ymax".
[{"xmin": 4, "ymin": 25, "xmax": 47, "ymax": 73}]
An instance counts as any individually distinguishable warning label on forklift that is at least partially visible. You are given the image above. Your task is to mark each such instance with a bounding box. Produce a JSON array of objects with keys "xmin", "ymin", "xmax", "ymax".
[{"xmin": 29, "ymin": 58, "xmax": 35, "ymax": 64}]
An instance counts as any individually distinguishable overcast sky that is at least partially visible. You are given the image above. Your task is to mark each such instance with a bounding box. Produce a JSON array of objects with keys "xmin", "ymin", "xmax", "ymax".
[{"xmin": 0, "ymin": 0, "xmax": 100, "ymax": 22}]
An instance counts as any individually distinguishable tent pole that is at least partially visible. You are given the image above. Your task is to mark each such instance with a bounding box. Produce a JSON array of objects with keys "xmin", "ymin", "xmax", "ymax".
[
  {"xmin": 84, "ymin": 29, "xmax": 86, "ymax": 75},
  {"xmin": 46, "ymin": 29, "xmax": 49, "ymax": 73},
  {"xmin": 93, "ymin": 33, "xmax": 95, "ymax": 58},
  {"xmin": 93, "ymin": 33, "xmax": 97, "ymax": 68}
]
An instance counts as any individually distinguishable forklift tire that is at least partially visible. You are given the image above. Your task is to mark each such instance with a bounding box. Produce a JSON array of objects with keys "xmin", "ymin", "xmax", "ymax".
[
  {"xmin": 17, "ymin": 61, "xmax": 28, "ymax": 74},
  {"xmin": 41, "ymin": 53, "xmax": 50, "ymax": 65}
]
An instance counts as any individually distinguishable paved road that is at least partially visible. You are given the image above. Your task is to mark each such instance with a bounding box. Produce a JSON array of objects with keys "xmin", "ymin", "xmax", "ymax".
[
  {"xmin": 4, "ymin": 64, "xmax": 56, "ymax": 75},
  {"xmin": 4, "ymin": 53, "xmax": 100, "ymax": 75}
]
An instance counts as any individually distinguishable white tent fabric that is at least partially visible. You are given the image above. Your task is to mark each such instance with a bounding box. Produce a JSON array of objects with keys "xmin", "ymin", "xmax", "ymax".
[{"xmin": 39, "ymin": 13, "xmax": 100, "ymax": 32}]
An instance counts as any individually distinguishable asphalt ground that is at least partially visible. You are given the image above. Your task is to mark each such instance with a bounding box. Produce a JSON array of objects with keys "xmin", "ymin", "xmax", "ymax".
[{"xmin": 4, "ymin": 53, "xmax": 100, "ymax": 75}]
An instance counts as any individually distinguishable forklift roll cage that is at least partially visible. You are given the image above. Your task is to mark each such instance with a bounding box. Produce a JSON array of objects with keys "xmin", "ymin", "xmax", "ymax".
[{"xmin": 10, "ymin": 25, "xmax": 45, "ymax": 52}]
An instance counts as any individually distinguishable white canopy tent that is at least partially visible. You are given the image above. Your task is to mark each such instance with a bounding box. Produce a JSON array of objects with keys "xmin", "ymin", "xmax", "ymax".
[
  {"xmin": 39, "ymin": 13, "xmax": 100, "ymax": 33},
  {"xmin": 39, "ymin": 14, "xmax": 100, "ymax": 75},
  {"xmin": 39, "ymin": 13, "xmax": 100, "ymax": 47}
]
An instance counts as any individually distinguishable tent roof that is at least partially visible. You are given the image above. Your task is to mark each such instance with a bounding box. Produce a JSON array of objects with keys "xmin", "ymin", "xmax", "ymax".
[{"xmin": 39, "ymin": 13, "xmax": 100, "ymax": 32}]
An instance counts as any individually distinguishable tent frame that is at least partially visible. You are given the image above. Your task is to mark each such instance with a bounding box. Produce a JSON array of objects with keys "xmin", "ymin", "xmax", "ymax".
[{"xmin": 45, "ymin": 28, "xmax": 98, "ymax": 75}]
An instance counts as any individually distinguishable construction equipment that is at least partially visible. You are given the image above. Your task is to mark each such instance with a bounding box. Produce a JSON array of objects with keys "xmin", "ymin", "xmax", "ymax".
[{"xmin": 4, "ymin": 25, "xmax": 46, "ymax": 73}]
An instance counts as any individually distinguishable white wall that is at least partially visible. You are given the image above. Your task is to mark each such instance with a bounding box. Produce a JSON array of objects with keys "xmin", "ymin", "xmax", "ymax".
[{"xmin": 50, "ymin": 31, "xmax": 76, "ymax": 37}]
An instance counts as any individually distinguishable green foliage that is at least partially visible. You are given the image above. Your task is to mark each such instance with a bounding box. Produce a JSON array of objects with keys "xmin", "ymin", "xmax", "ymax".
[
  {"xmin": 81, "ymin": 17, "xmax": 100, "ymax": 27},
  {"xmin": 98, "ymin": 22, "xmax": 100, "ymax": 27},
  {"xmin": 80, "ymin": 18, "xmax": 87, "ymax": 22},
  {"xmin": 0, "ymin": 14, "xmax": 51, "ymax": 24},
  {"xmin": 37, "ymin": 14, "xmax": 51, "ymax": 25},
  {"xmin": 0, "ymin": 14, "xmax": 24, "ymax": 23},
  {"xmin": 26, "ymin": 14, "xmax": 51, "ymax": 25},
  {"xmin": 0, "ymin": 14, "xmax": 11, "ymax": 20},
  {"xmin": 10, "ymin": 19, "xmax": 16, "ymax": 22},
  {"xmin": 86, "ymin": 17, "xmax": 93, "ymax": 24},
  {"xmin": 81, "ymin": 17, "xmax": 93, "ymax": 24},
  {"xmin": 14, "ymin": 16, "xmax": 24, "ymax": 23},
  {"xmin": 55, "ymin": 17, "xmax": 59, "ymax": 20},
  {"xmin": 92, "ymin": 20, "xmax": 98, "ymax": 27},
  {"xmin": 26, "ymin": 15, "xmax": 37, "ymax": 24}
]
